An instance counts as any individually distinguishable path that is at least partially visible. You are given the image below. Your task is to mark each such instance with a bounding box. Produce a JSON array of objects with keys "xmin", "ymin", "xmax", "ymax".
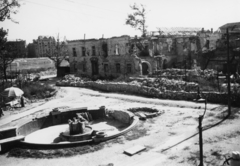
[
  {"xmin": 0, "ymin": 87, "xmax": 220, "ymax": 128},
  {"xmin": 1, "ymin": 86, "xmax": 237, "ymax": 166}
]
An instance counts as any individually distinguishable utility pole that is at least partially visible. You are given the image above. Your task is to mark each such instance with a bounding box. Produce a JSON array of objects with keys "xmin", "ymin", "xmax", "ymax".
[{"xmin": 226, "ymin": 28, "xmax": 231, "ymax": 115}]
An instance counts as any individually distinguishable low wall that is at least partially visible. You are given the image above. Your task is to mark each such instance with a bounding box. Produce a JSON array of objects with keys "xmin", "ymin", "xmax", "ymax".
[
  {"xmin": 56, "ymin": 80, "xmax": 240, "ymax": 106},
  {"xmin": 0, "ymin": 127, "xmax": 17, "ymax": 140},
  {"xmin": 17, "ymin": 107, "xmax": 106, "ymax": 137}
]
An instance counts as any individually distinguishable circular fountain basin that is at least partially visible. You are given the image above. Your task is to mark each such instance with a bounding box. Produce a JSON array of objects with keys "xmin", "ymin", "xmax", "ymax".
[
  {"xmin": 15, "ymin": 107, "xmax": 139, "ymax": 150},
  {"xmin": 61, "ymin": 126, "xmax": 93, "ymax": 142},
  {"xmin": 24, "ymin": 124, "xmax": 70, "ymax": 144}
]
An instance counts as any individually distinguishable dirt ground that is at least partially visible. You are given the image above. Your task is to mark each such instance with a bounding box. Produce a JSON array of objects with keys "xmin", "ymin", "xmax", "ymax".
[{"xmin": 0, "ymin": 85, "xmax": 240, "ymax": 166}]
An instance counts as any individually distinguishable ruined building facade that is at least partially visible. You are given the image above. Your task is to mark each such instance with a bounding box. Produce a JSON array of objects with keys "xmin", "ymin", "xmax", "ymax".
[
  {"xmin": 67, "ymin": 36, "xmax": 145, "ymax": 78},
  {"xmin": 68, "ymin": 28, "xmax": 221, "ymax": 78}
]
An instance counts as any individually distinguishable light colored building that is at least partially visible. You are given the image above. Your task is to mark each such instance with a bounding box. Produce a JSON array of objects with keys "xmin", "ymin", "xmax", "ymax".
[{"xmin": 33, "ymin": 36, "xmax": 56, "ymax": 57}]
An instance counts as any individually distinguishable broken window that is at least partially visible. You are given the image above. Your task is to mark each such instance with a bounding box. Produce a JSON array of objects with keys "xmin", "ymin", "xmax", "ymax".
[
  {"xmin": 115, "ymin": 44, "xmax": 120, "ymax": 55},
  {"xmin": 73, "ymin": 63, "xmax": 77, "ymax": 72},
  {"xmin": 83, "ymin": 63, "xmax": 86, "ymax": 72},
  {"xmin": 129, "ymin": 44, "xmax": 135, "ymax": 54},
  {"xmin": 104, "ymin": 64, "xmax": 109, "ymax": 73},
  {"xmin": 127, "ymin": 64, "xmax": 132, "ymax": 74},
  {"xmin": 102, "ymin": 42, "xmax": 108, "ymax": 57},
  {"xmin": 116, "ymin": 63, "xmax": 121, "ymax": 73},
  {"xmin": 82, "ymin": 47, "xmax": 86, "ymax": 56},
  {"xmin": 72, "ymin": 47, "xmax": 77, "ymax": 57},
  {"xmin": 92, "ymin": 46, "xmax": 96, "ymax": 56},
  {"xmin": 153, "ymin": 41, "xmax": 160, "ymax": 56}
]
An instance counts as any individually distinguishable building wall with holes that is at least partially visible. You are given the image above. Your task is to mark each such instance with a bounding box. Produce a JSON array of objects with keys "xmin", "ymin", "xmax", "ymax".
[{"xmin": 67, "ymin": 36, "xmax": 146, "ymax": 78}]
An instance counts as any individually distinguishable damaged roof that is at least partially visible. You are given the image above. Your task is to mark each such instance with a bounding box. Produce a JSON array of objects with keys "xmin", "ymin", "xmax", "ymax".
[
  {"xmin": 157, "ymin": 27, "xmax": 202, "ymax": 36},
  {"xmin": 219, "ymin": 22, "xmax": 240, "ymax": 33}
]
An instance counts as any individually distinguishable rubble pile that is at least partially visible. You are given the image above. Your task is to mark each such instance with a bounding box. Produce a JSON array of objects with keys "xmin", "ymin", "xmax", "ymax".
[
  {"xmin": 140, "ymin": 78, "xmax": 198, "ymax": 92},
  {"xmin": 153, "ymin": 69, "xmax": 217, "ymax": 81},
  {"xmin": 221, "ymin": 83, "xmax": 240, "ymax": 94},
  {"xmin": 56, "ymin": 75, "xmax": 90, "ymax": 86},
  {"xmin": 56, "ymin": 70, "xmax": 240, "ymax": 105}
]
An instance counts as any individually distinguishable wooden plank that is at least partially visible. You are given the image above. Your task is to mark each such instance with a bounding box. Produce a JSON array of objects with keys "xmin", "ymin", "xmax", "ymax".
[
  {"xmin": 124, "ymin": 145, "xmax": 146, "ymax": 156},
  {"xmin": 0, "ymin": 135, "xmax": 25, "ymax": 144}
]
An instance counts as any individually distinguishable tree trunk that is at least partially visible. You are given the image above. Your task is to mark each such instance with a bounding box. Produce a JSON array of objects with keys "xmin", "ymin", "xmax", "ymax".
[
  {"xmin": 3, "ymin": 67, "xmax": 7, "ymax": 82},
  {"xmin": 57, "ymin": 66, "xmax": 61, "ymax": 77}
]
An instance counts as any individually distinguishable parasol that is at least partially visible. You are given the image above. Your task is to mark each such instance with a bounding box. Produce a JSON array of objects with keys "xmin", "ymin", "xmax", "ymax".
[{"xmin": 1, "ymin": 87, "xmax": 24, "ymax": 98}]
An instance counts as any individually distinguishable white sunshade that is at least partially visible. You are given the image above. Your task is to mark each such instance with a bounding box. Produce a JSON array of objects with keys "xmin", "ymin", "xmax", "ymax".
[{"xmin": 1, "ymin": 87, "xmax": 24, "ymax": 98}]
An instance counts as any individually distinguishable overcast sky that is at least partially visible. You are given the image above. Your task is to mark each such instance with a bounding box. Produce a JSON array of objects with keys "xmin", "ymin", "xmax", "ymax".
[{"xmin": 2, "ymin": 0, "xmax": 240, "ymax": 44}]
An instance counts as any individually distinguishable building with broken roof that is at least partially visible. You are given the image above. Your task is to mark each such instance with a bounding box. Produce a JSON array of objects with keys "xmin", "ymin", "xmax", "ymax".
[
  {"xmin": 67, "ymin": 27, "xmax": 222, "ymax": 78},
  {"xmin": 144, "ymin": 27, "xmax": 221, "ymax": 69},
  {"xmin": 201, "ymin": 22, "xmax": 240, "ymax": 73}
]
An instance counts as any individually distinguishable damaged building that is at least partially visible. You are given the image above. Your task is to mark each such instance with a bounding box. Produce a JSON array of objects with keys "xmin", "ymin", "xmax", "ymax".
[
  {"xmin": 67, "ymin": 36, "xmax": 140, "ymax": 78},
  {"xmin": 67, "ymin": 28, "xmax": 221, "ymax": 78},
  {"xmin": 201, "ymin": 22, "xmax": 240, "ymax": 73}
]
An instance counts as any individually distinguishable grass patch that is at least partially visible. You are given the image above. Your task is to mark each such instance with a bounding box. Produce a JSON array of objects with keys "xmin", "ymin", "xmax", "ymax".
[
  {"xmin": 8, "ymin": 142, "xmax": 106, "ymax": 159},
  {"xmin": 124, "ymin": 122, "xmax": 149, "ymax": 141},
  {"xmin": 168, "ymin": 155, "xmax": 179, "ymax": 160},
  {"xmin": 183, "ymin": 146, "xmax": 190, "ymax": 151},
  {"xmin": 7, "ymin": 135, "xmax": 127, "ymax": 159},
  {"xmin": 168, "ymin": 132, "xmax": 177, "ymax": 136}
]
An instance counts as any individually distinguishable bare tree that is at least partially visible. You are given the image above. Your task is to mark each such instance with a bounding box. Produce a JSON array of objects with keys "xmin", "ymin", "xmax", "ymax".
[
  {"xmin": 126, "ymin": 3, "xmax": 148, "ymax": 37},
  {"xmin": 45, "ymin": 35, "xmax": 69, "ymax": 77},
  {"xmin": 0, "ymin": 28, "xmax": 18, "ymax": 81},
  {"xmin": 0, "ymin": 0, "xmax": 20, "ymax": 23}
]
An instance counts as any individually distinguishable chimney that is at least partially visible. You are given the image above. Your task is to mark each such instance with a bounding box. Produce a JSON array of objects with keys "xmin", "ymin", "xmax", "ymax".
[
  {"xmin": 211, "ymin": 28, "xmax": 213, "ymax": 33},
  {"xmin": 202, "ymin": 28, "xmax": 204, "ymax": 32}
]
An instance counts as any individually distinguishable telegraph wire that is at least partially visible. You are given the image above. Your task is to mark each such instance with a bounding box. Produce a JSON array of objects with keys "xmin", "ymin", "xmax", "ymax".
[
  {"xmin": 62, "ymin": 0, "xmax": 126, "ymax": 14},
  {"xmin": 22, "ymin": 0, "xmax": 124, "ymax": 22}
]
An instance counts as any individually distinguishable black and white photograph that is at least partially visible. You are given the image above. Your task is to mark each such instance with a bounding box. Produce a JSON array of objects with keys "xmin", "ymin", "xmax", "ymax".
[{"xmin": 1, "ymin": 0, "xmax": 240, "ymax": 165}]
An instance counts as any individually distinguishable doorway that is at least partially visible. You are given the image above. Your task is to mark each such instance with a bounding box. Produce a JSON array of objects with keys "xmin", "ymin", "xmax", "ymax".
[
  {"xmin": 142, "ymin": 62, "xmax": 149, "ymax": 75},
  {"xmin": 91, "ymin": 60, "xmax": 99, "ymax": 76}
]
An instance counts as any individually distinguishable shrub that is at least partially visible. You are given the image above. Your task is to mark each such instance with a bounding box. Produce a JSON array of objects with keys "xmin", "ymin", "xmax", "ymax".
[{"xmin": 22, "ymin": 82, "xmax": 55, "ymax": 99}]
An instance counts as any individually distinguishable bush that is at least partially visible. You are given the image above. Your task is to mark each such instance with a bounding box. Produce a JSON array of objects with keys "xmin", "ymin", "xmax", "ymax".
[{"xmin": 22, "ymin": 82, "xmax": 55, "ymax": 99}]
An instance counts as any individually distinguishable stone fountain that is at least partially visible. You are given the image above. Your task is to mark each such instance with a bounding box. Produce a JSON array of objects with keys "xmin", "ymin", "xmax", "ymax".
[{"xmin": 56, "ymin": 112, "xmax": 93, "ymax": 142}]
